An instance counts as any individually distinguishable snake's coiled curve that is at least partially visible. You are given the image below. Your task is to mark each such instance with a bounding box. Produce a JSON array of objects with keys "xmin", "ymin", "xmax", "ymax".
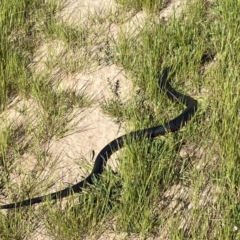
[{"xmin": 0, "ymin": 67, "xmax": 197, "ymax": 209}]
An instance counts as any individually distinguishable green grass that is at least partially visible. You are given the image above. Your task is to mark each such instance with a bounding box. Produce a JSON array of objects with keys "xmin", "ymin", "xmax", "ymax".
[{"xmin": 0, "ymin": 0, "xmax": 240, "ymax": 239}]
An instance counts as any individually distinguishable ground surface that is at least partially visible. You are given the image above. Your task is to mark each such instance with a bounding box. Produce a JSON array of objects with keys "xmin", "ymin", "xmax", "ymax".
[{"xmin": 0, "ymin": 0, "xmax": 224, "ymax": 239}]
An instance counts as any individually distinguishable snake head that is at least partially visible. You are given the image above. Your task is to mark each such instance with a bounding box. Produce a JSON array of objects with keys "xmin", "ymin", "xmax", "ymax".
[{"xmin": 157, "ymin": 66, "xmax": 173, "ymax": 89}]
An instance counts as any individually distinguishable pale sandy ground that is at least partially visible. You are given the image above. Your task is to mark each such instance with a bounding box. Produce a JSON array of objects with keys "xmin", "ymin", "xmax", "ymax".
[{"xmin": 1, "ymin": 0, "xmax": 216, "ymax": 239}]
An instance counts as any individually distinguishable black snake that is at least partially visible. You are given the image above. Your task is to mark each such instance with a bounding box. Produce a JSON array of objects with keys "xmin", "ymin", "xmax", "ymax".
[{"xmin": 0, "ymin": 67, "xmax": 197, "ymax": 209}]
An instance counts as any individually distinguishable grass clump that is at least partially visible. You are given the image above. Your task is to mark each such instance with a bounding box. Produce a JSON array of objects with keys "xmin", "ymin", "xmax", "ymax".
[{"xmin": 116, "ymin": 0, "xmax": 168, "ymax": 12}]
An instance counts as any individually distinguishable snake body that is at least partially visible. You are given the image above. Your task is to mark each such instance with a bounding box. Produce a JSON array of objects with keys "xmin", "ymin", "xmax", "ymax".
[{"xmin": 0, "ymin": 67, "xmax": 197, "ymax": 209}]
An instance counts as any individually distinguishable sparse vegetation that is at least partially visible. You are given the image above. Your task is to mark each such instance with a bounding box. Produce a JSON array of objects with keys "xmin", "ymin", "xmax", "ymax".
[{"xmin": 0, "ymin": 0, "xmax": 240, "ymax": 239}]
